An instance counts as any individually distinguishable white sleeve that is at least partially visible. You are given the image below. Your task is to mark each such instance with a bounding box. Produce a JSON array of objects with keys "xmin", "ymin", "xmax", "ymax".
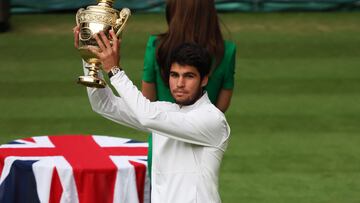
[
  {"xmin": 110, "ymin": 71, "xmax": 230, "ymax": 148},
  {"xmin": 82, "ymin": 62, "xmax": 148, "ymax": 132}
]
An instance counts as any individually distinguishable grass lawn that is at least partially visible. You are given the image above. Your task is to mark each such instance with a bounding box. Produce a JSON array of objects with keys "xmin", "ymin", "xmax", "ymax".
[{"xmin": 1, "ymin": 12, "xmax": 360, "ymax": 202}]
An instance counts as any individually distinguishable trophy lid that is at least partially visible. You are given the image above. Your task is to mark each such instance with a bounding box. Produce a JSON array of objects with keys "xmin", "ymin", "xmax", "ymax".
[{"xmin": 84, "ymin": 0, "xmax": 118, "ymax": 14}]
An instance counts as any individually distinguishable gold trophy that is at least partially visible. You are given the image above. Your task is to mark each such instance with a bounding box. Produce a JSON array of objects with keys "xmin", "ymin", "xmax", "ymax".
[{"xmin": 76, "ymin": 0, "xmax": 131, "ymax": 88}]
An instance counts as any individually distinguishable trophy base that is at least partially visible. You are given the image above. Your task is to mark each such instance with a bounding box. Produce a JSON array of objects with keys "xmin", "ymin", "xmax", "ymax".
[{"xmin": 78, "ymin": 76, "xmax": 106, "ymax": 88}]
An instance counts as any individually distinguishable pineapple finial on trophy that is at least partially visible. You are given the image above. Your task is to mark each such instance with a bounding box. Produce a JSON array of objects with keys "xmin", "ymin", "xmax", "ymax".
[{"xmin": 98, "ymin": 0, "xmax": 114, "ymax": 7}]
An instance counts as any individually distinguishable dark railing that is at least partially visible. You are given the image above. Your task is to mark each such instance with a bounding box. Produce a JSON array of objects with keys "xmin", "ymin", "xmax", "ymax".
[{"xmin": 7, "ymin": 0, "xmax": 360, "ymax": 13}]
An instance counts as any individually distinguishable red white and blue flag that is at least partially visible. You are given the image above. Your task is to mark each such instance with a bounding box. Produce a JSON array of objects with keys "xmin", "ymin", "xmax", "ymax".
[{"xmin": 0, "ymin": 135, "xmax": 149, "ymax": 203}]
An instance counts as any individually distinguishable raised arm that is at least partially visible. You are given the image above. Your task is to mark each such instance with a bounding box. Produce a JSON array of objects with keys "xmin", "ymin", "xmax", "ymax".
[
  {"xmin": 74, "ymin": 26, "xmax": 146, "ymax": 132},
  {"xmin": 82, "ymin": 61, "xmax": 148, "ymax": 132},
  {"xmin": 111, "ymin": 72, "xmax": 230, "ymax": 149},
  {"xmin": 87, "ymin": 30, "xmax": 230, "ymax": 149}
]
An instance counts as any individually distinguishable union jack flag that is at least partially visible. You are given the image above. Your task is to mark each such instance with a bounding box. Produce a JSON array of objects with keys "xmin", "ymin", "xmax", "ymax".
[{"xmin": 0, "ymin": 135, "xmax": 150, "ymax": 203}]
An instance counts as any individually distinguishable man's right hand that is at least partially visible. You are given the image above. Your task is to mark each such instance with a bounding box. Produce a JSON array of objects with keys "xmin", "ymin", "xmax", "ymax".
[
  {"xmin": 73, "ymin": 25, "xmax": 80, "ymax": 49},
  {"xmin": 87, "ymin": 30, "xmax": 121, "ymax": 73}
]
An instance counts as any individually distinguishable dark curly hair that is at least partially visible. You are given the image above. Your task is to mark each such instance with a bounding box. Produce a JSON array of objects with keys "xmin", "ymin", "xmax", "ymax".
[{"xmin": 164, "ymin": 43, "xmax": 211, "ymax": 85}]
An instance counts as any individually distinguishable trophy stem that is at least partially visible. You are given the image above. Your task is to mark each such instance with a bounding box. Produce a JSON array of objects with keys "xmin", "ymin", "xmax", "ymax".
[{"xmin": 78, "ymin": 63, "xmax": 106, "ymax": 88}]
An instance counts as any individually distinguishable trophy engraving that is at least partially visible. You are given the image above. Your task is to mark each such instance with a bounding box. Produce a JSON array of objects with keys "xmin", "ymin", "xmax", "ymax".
[{"xmin": 76, "ymin": 0, "xmax": 131, "ymax": 88}]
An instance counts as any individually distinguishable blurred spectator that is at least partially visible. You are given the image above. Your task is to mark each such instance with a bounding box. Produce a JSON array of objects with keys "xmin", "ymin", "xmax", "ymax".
[{"xmin": 0, "ymin": 0, "xmax": 10, "ymax": 32}]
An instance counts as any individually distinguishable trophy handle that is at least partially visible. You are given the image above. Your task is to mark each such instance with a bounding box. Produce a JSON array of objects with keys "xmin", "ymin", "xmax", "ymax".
[
  {"xmin": 115, "ymin": 8, "xmax": 131, "ymax": 37},
  {"xmin": 76, "ymin": 8, "xmax": 85, "ymax": 25}
]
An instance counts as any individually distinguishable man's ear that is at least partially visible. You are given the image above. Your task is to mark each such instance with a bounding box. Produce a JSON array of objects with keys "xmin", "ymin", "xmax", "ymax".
[{"xmin": 201, "ymin": 75, "xmax": 209, "ymax": 87}]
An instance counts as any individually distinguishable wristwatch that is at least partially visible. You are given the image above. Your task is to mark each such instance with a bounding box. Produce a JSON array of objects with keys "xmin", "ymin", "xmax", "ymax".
[{"xmin": 108, "ymin": 66, "xmax": 122, "ymax": 78}]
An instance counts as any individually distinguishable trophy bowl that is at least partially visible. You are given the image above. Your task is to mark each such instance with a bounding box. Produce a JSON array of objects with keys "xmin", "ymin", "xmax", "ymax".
[{"xmin": 76, "ymin": 0, "xmax": 130, "ymax": 88}]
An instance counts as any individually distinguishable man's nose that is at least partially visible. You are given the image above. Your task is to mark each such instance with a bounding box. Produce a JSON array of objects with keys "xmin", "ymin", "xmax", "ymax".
[{"xmin": 177, "ymin": 77, "xmax": 185, "ymax": 87}]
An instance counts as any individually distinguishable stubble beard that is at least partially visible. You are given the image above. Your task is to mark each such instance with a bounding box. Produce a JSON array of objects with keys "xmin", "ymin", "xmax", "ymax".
[{"xmin": 174, "ymin": 87, "xmax": 203, "ymax": 106}]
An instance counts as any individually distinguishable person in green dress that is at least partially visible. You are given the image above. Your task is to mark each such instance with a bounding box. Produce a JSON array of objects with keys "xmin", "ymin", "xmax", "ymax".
[{"xmin": 141, "ymin": 0, "xmax": 237, "ymax": 178}]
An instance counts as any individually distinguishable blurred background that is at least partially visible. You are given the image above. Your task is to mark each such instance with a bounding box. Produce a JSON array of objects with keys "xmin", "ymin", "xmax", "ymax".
[{"xmin": 1, "ymin": 0, "xmax": 360, "ymax": 202}]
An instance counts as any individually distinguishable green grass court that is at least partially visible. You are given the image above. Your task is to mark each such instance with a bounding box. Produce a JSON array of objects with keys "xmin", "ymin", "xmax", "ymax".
[{"xmin": 1, "ymin": 12, "xmax": 360, "ymax": 202}]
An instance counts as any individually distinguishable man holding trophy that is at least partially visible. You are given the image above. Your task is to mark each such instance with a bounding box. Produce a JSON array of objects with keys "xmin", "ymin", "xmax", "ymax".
[{"xmin": 74, "ymin": 1, "xmax": 230, "ymax": 202}]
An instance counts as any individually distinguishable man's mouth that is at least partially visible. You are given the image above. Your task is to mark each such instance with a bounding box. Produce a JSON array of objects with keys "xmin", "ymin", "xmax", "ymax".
[
  {"xmin": 175, "ymin": 93, "xmax": 188, "ymax": 99},
  {"xmin": 174, "ymin": 90, "xmax": 188, "ymax": 95}
]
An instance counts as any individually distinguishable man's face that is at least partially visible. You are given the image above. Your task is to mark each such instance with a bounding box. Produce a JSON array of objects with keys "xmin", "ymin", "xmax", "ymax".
[{"xmin": 169, "ymin": 63, "xmax": 208, "ymax": 106}]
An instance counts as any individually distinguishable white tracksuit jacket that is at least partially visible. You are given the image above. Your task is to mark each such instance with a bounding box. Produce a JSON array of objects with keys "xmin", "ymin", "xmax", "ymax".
[{"xmin": 84, "ymin": 65, "xmax": 230, "ymax": 203}]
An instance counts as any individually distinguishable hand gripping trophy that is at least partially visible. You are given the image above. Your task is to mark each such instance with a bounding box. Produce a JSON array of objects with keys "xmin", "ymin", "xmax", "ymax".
[{"xmin": 76, "ymin": 0, "xmax": 130, "ymax": 88}]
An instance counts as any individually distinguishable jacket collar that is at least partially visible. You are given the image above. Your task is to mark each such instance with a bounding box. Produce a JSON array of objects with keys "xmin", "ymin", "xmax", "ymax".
[{"xmin": 180, "ymin": 92, "xmax": 210, "ymax": 112}]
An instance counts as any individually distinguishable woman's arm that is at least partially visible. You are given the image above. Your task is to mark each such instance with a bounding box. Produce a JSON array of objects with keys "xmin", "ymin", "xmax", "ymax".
[
  {"xmin": 141, "ymin": 36, "xmax": 158, "ymax": 101},
  {"xmin": 216, "ymin": 89, "xmax": 233, "ymax": 113},
  {"xmin": 141, "ymin": 81, "xmax": 157, "ymax": 101},
  {"xmin": 217, "ymin": 41, "xmax": 236, "ymax": 113}
]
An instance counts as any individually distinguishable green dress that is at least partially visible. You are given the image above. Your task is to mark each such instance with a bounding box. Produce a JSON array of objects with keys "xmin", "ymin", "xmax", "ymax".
[{"xmin": 142, "ymin": 35, "xmax": 236, "ymax": 176}]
